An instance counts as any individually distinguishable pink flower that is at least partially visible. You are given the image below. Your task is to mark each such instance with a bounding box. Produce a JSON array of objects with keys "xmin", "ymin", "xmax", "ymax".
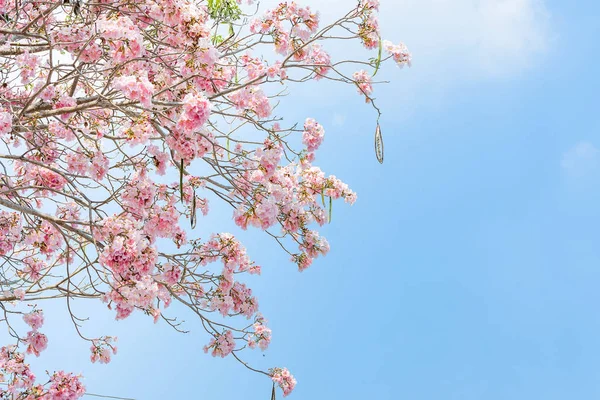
[
  {"xmin": 15, "ymin": 52, "xmax": 39, "ymax": 83},
  {"xmin": 177, "ymin": 93, "xmax": 211, "ymax": 132},
  {"xmin": 0, "ymin": 109, "xmax": 12, "ymax": 136},
  {"xmin": 203, "ymin": 330, "xmax": 235, "ymax": 358},
  {"xmin": 23, "ymin": 310, "xmax": 44, "ymax": 330},
  {"xmin": 353, "ymin": 70, "xmax": 373, "ymax": 100},
  {"xmin": 360, "ymin": 0, "xmax": 380, "ymax": 10},
  {"xmin": 23, "ymin": 258, "xmax": 47, "ymax": 281},
  {"xmin": 309, "ymin": 45, "xmax": 331, "ymax": 79},
  {"xmin": 382, "ymin": 40, "xmax": 412, "ymax": 68},
  {"xmin": 25, "ymin": 331, "xmax": 48, "ymax": 356},
  {"xmin": 272, "ymin": 367, "xmax": 297, "ymax": 397},
  {"xmin": 0, "ymin": 211, "xmax": 21, "ymax": 255},
  {"xmin": 13, "ymin": 289, "xmax": 25, "ymax": 300},
  {"xmin": 247, "ymin": 317, "xmax": 271, "ymax": 350},
  {"xmin": 148, "ymin": 145, "xmax": 170, "ymax": 175},
  {"xmin": 89, "ymin": 151, "xmax": 109, "ymax": 181},
  {"xmin": 47, "ymin": 371, "xmax": 86, "ymax": 400},
  {"xmin": 113, "ymin": 73, "xmax": 155, "ymax": 108},
  {"xmin": 90, "ymin": 337, "xmax": 117, "ymax": 364},
  {"xmin": 97, "ymin": 16, "xmax": 145, "ymax": 62},
  {"xmin": 302, "ymin": 118, "xmax": 325, "ymax": 152},
  {"xmin": 229, "ymin": 87, "xmax": 271, "ymax": 118},
  {"xmin": 53, "ymin": 95, "xmax": 77, "ymax": 121}
]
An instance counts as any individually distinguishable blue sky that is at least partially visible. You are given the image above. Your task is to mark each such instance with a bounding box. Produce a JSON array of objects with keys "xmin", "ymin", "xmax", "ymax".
[{"xmin": 10, "ymin": 0, "xmax": 600, "ymax": 399}]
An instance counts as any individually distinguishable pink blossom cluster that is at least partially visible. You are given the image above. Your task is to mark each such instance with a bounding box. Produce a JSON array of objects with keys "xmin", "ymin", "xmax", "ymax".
[
  {"xmin": 23, "ymin": 310, "xmax": 44, "ymax": 331},
  {"xmin": 14, "ymin": 163, "xmax": 67, "ymax": 195},
  {"xmin": 308, "ymin": 44, "xmax": 331, "ymax": 79},
  {"xmin": 0, "ymin": 211, "xmax": 21, "ymax": 255},
  {"xmin": 23, "ymin": 258, "xmax": 47, "ymax": 281},
  {"xmin": 360, "ymin": 0, "xmax": 380, "ymax": 9},
  {"xmin": 166, "ymin": 128, "xmax": 215, "ymax": 165},
  {"xmin": 229, "ymin": 86, "xmax": 271, "ymax": 119},
  {"xmin": 234, "ymin": 196, "xmax": 278, "ymax": 232},
  {"xmin": 357, "ymin": 2, "xmax": 380, "ymax": 49},
  {"xmin": 250, "ymin": 2, "xmax": 320, "ymax": 56},
  {"xmin": 25, "ymin": 330, "xmax": 48, "ymax": 357},
  {"xmin": 196, "ymin": 233, "xmax": 260, "ymax": 275},
  {"xmin": 23, "ymin": 309, "xmax": 47, "ymax": 358},
  {"xmin": 148, "ymin": 145, "xmax": 170, "ymax": 175},
  {"xmin": 52, "ymin": 25, "xmax": 102, "ymax": 63},
  {"xmin": 247, "ymin": 316, "xmax": 272, "ymax": 351},
  {"xmin": 90, "ymin": 337, "xmax": 117, "ymax": 364},
  {"xmin": 105, "ymin": 275, "xmax": 170, "ymax": 321},
  {"xmin": 240, "ymin": 54, "xmax": 288, "ymax": 82},
  {"xmin": 241, "ymin": 54, "xmax": 268, "ymax": 80},
  {"xmin": 66, "ymin": 150, "xmax": 109, "ymax": 181},
  {"xmin": 121, "ymin": 170, "xmax": 157, "ymax": 217},
  {"xmin": 194, "ymin": 234, "xmax": 261, "ymax": 317},
  {"xmin": 95, "ymin": 215, "xmax": 157, "ymax": 281},
  {"xmin": 0, "ymin": 108, "xmax": 12, "ymax": 136},
  {"xmin": 302, "ymin": 118, "xmax": 325, "ymax": 152},
  {"xmin": 53, "ymin": 95, "xmax": 77, "ymax": 121},
  {"xmin": 232, "ymin": 155, "xmax": 356, "ymax": 273},
  {"xmin": 122, "ymin": 116, "xmax": 156, "ymax": 146},
  {"xmin": 47, "ymin": 371, "xmax": 86, "ymax": 400},
  {"xmin": 299, "ymin": 229, "xmax": 330, "ymax": 264},
  {"xmin": 160, "ymin": 263, "xmax": 182, "ymax": 286},
  {"xmin": 0, "ymin": 346, "xmax": 37, "ymax": 395},
  {"xmin": 204, "ymin": 330, "xmax": 235, "ymax": 358},
  {"xmin": 254, "ymin": 139, "xmax": 284, "ymax": 178},
  {"xmin": 90, "ymin": 151, "xmax": 110, "ymax": 180},
  {"xmin": 383, "ymin": 40, "xmax": 412, "ymax": 68},
  {"xmin": 113, "ymin": 73, "xmax": 155, "ymax": 108},
  {"xmin": 96, "ymin": 16, "xmax": 145, "ymax": 63},
  {"xmin": 353, "ymin": 70, "xmax": 374, "ymax": 100},
  {"xmin": 228, "ymin": 282, "xmax": 259, "ymax": 318},
  {"xmin": 147, "ymin": 0, "xmax": 210, "ymax": 47},
  {"xmin": 24, "ymin": 221, "xmax": 64, "ymax": 257},
  {"xmin": 300, "ymin": 166, "xmax": 357, "ymax": 205},
  {"xmin": 15, "ymin": 52, "xmax": 39, "ymax": 83},
  {"xmin": 271, "ymin": 367, "xmax": 297, "ymax": 397},
  {"xmin": 145, "ymin": 200, "xmax": 186, "ymax": 244},
  {"xmin": 0, "ymin": 347, "xmax": 85, "ymax": 398},
  {"xmin": 177, "ymin": 93, "xmax": 212, "ymax": 133}
]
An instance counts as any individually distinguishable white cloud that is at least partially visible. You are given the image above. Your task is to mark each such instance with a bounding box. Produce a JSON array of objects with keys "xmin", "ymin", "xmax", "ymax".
[
  {"xmin": 473, "ymin": 0, "xmax": 550, "ymax": 74},
  {"xmin": 561, "ymin": 141, "xmax": 600, "ymax": 177},
  {"xmin": 331, "ymin": 113, "xmax": 346, "ymax": 127}
]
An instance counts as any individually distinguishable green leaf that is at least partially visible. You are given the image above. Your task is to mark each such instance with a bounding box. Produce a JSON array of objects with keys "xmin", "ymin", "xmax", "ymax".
[
  {"xmin": 328, "ymin": 196, "xmax": 332, "ymax": 223},
  {"xmin": 373, "ymin": 36, "xmax": 383, "ymax": 77}
]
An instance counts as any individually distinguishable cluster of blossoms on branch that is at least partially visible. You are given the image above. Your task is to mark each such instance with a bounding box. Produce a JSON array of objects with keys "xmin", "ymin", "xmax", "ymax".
[{"xmin": 0, "ymin": 0, "xmax": 409, "ymax": 397}]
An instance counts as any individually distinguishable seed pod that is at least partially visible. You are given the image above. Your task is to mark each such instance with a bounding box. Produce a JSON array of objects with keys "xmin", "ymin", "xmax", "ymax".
[{"xmin": 374, "ymin": 122, "xmax": 384, "ymax": 164}]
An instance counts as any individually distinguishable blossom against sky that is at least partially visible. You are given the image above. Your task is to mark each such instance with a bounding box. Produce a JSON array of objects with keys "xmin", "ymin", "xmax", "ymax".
[{"xmin": 7, "ymin": 1, "xmax": 600, "ymax": 399}]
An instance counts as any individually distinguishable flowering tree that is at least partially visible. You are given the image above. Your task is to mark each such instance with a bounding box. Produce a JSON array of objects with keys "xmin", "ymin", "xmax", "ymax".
[{"xmin": 0, "ymin": 0, "xmax": 410, "ymax": 397}]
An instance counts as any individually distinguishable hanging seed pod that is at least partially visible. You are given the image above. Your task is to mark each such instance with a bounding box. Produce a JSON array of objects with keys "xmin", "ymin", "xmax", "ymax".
[
  {"xmin": 374, "ymin": 122, "xmax": 384, "ymax": 164},
  {"xmin": 179, "ymin": 159, "xmax": 185, "ymax": 203},
  {"xmin": 190, "ymin": 190, "xmax": 197, "ymax": 229}
]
